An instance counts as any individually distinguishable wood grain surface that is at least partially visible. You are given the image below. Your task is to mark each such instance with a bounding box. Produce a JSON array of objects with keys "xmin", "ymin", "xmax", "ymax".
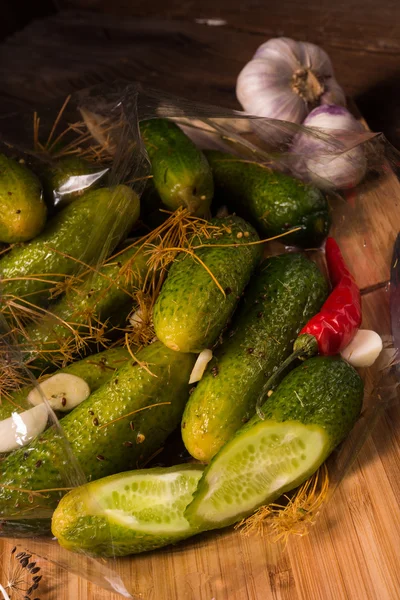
[{"xmin": 0, "ymin": 7, "xmax": 400, "ymax": 600}]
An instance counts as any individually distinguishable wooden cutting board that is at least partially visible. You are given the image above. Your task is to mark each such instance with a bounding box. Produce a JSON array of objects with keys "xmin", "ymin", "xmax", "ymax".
[{"xmin": 1, "ymin": 12, "xmax": 400, "ymax": 600}]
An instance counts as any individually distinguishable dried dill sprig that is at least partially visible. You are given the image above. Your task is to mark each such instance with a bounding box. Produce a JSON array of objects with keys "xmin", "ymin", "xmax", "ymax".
[
  {"xmin": 0, "ymin": 545, "xmax": 44, "ymax": 599},
  {"xmin": 235, "ymin": 464, "xmax": 330, "ymax": 546}
]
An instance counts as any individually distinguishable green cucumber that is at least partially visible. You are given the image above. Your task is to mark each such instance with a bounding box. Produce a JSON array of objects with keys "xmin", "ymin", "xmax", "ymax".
[
  {"xmin": 21, "ymin": 244, "xmax": 148, "ymax": 370},
  {"xmin": 182, "ymin": 253, "xmax": 328, "ymax": 461},
  {"xmin": 0, "ymin": 185, "xmax": 140, "ymax": 307},
  {"xmin": 0, "ymin": 342, "xmax": 195, "ymax": 517},
  {"xmin": 40, "ymin": 155, "xmax": 107, "ymax": 208},
  {"xmin": 185, "ymin": 356, "xmax": 363, "ymax": 530},
  {"xmin": 0, "ymin": 346, "xmax": 131, "ymax": 421},
  {"xmin": 140, "ymin": 119, "xmax": 214, "ymax": 217},
  {"xmin": 0, "ymin": 154, "xmax": 47, "ymax": 243},
  {"xmin": 52, "ymin": 464, "xmax": 204, "ymax": 556},
  {"xmin": 205, "ymin": 150, "xmax": 330, "ymax": 248},
  {"xmin": 153, "ymin": 215, "xmax": 262, "ymax": 353}
]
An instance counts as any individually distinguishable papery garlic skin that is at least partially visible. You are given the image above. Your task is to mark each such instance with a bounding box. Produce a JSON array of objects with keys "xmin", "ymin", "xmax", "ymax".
[
  {"xmin": 291, "ymin": 105, "xmax": 367, "ymax": 190},
  {"xmin": 236, "ymin": 37, "xmax": 345, "ymax": 123},
  {"xmin": 306, "ymin": 148, "xmax": 367, "ymax": 190},
  {"xmin": 302, "ymin": 104, "xmax": 364, "ymax": 132}
]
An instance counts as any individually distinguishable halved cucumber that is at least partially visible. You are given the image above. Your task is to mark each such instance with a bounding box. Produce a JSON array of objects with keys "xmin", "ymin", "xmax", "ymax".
[
  {"xmin": 185, "ymin": 356, "xmax": 363, "ymax": 530},
  {"xmin": 52, "ymin": 464, "xmax": 204, "ymax": 556},
  {"xmin": 185, "ymin": 421, "xmax": 328, "ymax": 528}
]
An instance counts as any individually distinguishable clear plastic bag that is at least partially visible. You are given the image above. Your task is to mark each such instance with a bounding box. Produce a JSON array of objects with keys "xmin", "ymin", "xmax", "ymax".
[{"xmin": 0, "ymin": 82, "xmax": 399, "ymax": 598}]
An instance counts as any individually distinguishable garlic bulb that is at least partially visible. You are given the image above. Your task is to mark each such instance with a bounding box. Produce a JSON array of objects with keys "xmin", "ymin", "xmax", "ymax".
[
  {"xmin": 291, "ymin": 104, "xmax": 367, "ymax": 189},
  {"xmin": 236, "ymin": 37, "xmax": 345, "ymax": 123}
]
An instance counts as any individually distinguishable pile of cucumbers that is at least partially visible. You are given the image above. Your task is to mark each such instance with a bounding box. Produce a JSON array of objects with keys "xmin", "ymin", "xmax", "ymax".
[{"xmin": 0, "ymin": 118, "xmax": 364, "ymax": 557}]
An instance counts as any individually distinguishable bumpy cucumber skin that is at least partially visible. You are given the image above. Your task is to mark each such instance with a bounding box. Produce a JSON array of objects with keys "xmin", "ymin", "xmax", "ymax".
[
  {"xmin": 153, "ymin": 216, "xmax": 262, "ymax": 353},
  {"xmin": 0, "ymin": 342, "xmax": 195, "ymax": 517},
  {"xmin": 40, "ymin": 155, "xmax": 106, "ymax": 207},
  {"xmin": 0, "ymin": 185, "xmax": 140, "ymax": 306},
  {"xmin": 185, "ymin": 356, "xmax": 364, "ymax": 529},
  {"xmin": 0, "ymin": 346, "xmax": 131, "ymax": 421},
  {"xmin": 52, "ymin": 464, "xmax": 204, "ymax": 556},
  {"xmin": 0, "ymin": 154, "xmax": 47, "ymax": 243},
  {"xmin": 182, "ymin": 253, "xmax": 328, "ymax": 461},
  {"xmin": 22, "ymin": 245, "xmax": 148, "ymax": 370},
  {"xmin": 252, "ymin": 357, "xmax": 364, "ymax": 449},
  {"xmin": 140, "ymin": 119, "xmax": 214, "ymax": 217},
  {"xmin": 205, "ymin": 150, "xmax": 331, "ymax": 248}
]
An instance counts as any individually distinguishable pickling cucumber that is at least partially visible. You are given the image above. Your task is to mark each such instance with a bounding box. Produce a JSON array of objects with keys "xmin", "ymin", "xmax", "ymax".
[
  {"xmin": 153, "ymin": 215, "xmax": 262, "ymax": 353},
  {"xmin": 182, "ymin": 253, "xmax": 328, "ymax": 461},
  {"xmin": 205, "ymin": 150, "xmax": 330, "ymax": 248},
  {"xmin": 140, "ymin": 119, "xmax": 214, "ymax": 217},
  {"xmin": 40, "ymin": 155, "xmax": 107, "ymax": 208},
  {"xmin": 52, "ymin": 464, "xmax": 204, "ymax": 556},
  {"xmin": 185, "ymin": 356, "xmax": 364, "ymax": 529},
  {"xmin": 0, "ymin": 346, "xmax": 131, "ymax": 421},
  {"xmin": 0, "ymin": 185, "xmax": 140, "ymax": 306},
  {"xmin": 0, "ymin": 342, "xmax": 196, "ymax": 516},
  {"xmin": 0, "ymin": 154, "xmax": 47, "ymax": 243},
  {"xmin": 21, "ymin": 243, "xmax": 148, "ymax": 370}
]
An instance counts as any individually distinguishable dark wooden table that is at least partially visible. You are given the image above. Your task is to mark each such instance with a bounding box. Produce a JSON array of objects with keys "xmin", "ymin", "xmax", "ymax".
[
  {"xmin": 1, "ymin": 1, "xmax": 400, "ymax": 147},
  {"xmin": 0, "ymin": 3, "xmax": 400, "ymax": 599}
]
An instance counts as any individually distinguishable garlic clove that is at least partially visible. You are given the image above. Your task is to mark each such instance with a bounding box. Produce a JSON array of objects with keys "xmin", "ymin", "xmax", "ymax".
[
  {"xmin": 129, "ymin": 308, "xmax": 145, "ymax": 328},
  {"xmin": 28, "ymin": 373, "xmax": 90, "ymax": 412},
  {"xmin": 189, "ymin": 349, "xmax": 213, "ymax": 384},
  {"xmin": 0, "ymin": 404, "xmax": 48, "ymax": 453},
  {"xmin": 341, "ymin": 330, "xmax": 383, "ymax": 368},
  {"xmin": 236, "ymin": 58, "xmax": 306, "ymax": 123},
  {"xmin": 297, "ymin": 40, "xmax": 333, "ymax": 77},
  {"xmin": 253, "ymin": 37, "xmax": 303, "ymax": 69}
]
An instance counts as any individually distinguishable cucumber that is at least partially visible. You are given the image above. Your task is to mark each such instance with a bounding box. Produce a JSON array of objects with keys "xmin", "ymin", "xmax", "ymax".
[
  {"xmin": 182, "ymin": 253, "xmax": 328, "ymax": 461},
  {"xmin": 0, "ymin": 346, "xmax": 131, "ymax": 421},
  {"xmin": 140, "ymin": 119, "xmax": 214, "ymax": 217},
  {"xmin": 0, "ymin": 154, "xmax": 47, "ymax": 243},
  {"xmin": 153, "ymin": 215, "xmax": 262, "ymax": 353},
  {"xmin": 205, "ymin": 150, "xmax": 331, "ymax": 248},
  {"xmin": 185, "ymin": 356, "xmax": 364, "ymax": 530},
  {"xmin": 21, "ymin": 243, "xmax": 148, "ymax": 370},
  {"xmin": 0, "ymin": 185, "xmax": 140, "ymax": 307},
  {"xmin": 40, "ymin": 155, "xmax": 107, "ymax": 208},
  {"xmin": 52, "ymin": 464, "xmax": 204, "ymax": 556},
  {"xmin": 0, "ymin": 342, "xmax": 196, "ymax": 516}
]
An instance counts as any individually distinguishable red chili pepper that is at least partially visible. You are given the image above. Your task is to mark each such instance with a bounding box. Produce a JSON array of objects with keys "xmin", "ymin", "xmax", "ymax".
[{"xmin": 294, "ymin": 237, "xmax": 362, "ymax": 356}]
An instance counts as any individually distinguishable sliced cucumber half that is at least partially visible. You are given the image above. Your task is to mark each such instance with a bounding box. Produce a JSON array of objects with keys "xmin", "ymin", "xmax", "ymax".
[
  {"xmin": 185, "ymin": 421, "xmax": 329, "ymax": 529},
  {"xmin": 52, "ymin": 464, "xmax": 205, "ymax": 556},
  {"xmin": 95, "ymin": 466, "xmax": 204, "ymax": 534}
]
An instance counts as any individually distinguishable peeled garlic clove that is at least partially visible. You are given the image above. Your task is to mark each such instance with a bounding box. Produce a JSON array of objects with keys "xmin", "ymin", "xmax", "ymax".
[
  {"xmin": 189, "ymin": 349, "xmax": 213, "ymax": 384},
  {"xmin": 0, "ymin": 404, "xmax": 48, "ymax": 453},
  {"xmin": 129, "ymin": 308, "xmax": 145, "ymax": 328},
  {"xmin": 28, "ymin": 373, "xmax": 90, "ymax": 412},
  {"xmin": 341, "ymin": 330, "xmax": 383, "ymax": 368}
]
